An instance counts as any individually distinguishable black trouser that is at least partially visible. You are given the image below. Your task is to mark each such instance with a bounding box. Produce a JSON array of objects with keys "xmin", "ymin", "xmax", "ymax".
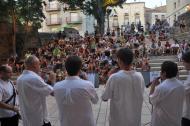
[
  {"xmin": 0, "ymin": 114, "xmax": 19, "ymax": 126},
  {"xmin": 182, "ymin": 117, "xmax": 190, "ymax": 126}
]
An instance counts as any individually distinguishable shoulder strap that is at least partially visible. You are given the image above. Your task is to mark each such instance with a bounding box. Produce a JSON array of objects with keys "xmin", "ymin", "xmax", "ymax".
[{"xmin": 4, "ymin": 81, "xmax": 16, "ymax": 105}]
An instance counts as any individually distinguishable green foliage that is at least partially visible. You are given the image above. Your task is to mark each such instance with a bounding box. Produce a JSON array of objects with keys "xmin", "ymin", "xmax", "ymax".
[
  {"xmin": 0, "ymin": 0, "xmax": 17, "ymax": 22},
  {"xmin": 17, "ymin": 0, "xmax": 45, "ymax": 28},
  {"xmin": 0, "ymin": 0, "xmax": 45, "ymax": 28}
]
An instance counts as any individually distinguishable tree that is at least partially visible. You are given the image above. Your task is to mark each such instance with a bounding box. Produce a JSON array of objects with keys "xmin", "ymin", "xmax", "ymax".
[
  {"xmin": 17, "ymin": 0, "xmax": 45, "ymax": 54},
  {"xmin": 58, "ymin": 0, "xmax": 126, "ymax": 35},
  {"xmin": 0, "ymin": 0, "xmax": 9, "ymax": 21},
  {"xmin": 0, "ymin": 0, "xmax": 45, "ymax": 57},
  {"xmin": 17, "ymin": 0, "xmax": 45, "ymax": 29}
]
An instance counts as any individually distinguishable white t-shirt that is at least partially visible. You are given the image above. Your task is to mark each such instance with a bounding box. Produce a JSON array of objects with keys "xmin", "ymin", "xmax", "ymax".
[
  {"xmin": 0, "ymin": 80, "xmax": 17, "ymax": 118},
  {"xmin": 102, "ymin": 70, "xmax": 145, "ymax": 126}
]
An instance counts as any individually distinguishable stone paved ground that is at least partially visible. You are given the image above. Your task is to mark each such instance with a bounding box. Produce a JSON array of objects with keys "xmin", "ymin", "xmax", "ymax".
[{"xmin": 19, "ymin": 86, "xmax": 151, "ymax": 126}]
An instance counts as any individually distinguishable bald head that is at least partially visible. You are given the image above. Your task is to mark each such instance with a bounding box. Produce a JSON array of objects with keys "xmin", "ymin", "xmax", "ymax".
[
  {"xmin": 25, "ymin": 55, "xmax": 38, "ymax": 68},
  {"xmin": 24, "ymin": 55, "xmax": 40, "ymax": 73},
  {"xmin": 0, "ymin": 65, "xmax": 12, "ymax": 73},
  {"xmin": 0, "ymin": 65, "xmax": 12, "ymax": 81}
]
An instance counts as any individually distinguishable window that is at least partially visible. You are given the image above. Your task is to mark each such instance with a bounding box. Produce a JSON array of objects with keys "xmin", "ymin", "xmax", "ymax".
[
  {"xmin": 70, "ymin": 12, "xmax": 79, "ymax": 23},
  {"xmin": 174, "ymin": 2, "xmax": 177, "ymax": 9},
  {"xmin": 155, "ymin": 15, "xmax": 158, "ymax": 19},
  {"xmin": 124, "ymin": 13, "xmax": 129, "ymax": 25},
  {"xmin": 113, "ymin": 15, "xmax": 118, "ymax": 27},
  {"xmin": 50, "ymin": 13, "xmax": 58, "ymax": 24},
  {"xmin": 135, "ymin": 13, "xmax": 140, "ymax": 24},
  {"xmin": 161, "ymin": 15, "xmax": 165, "ymax": 20}
]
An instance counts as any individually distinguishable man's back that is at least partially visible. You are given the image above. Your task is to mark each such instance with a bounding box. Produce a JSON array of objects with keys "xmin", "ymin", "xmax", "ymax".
[
  {"xmin": 54, "ymin": 76, "xmax": 98, "ymax": 126},
  {"xmin": 17, "ymin": 70, "xmax": 53, "ymax": 126},
  {"xmin": 150, "ymin": 78, "xmax": 185, "ymax": 126},
  {"xmin": 102, "ymin": 70, "xmax": 144, "ymax": 126}
]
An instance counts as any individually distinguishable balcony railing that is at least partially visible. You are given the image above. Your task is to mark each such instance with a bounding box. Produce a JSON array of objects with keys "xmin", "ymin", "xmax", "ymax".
[
  {"xmin": 66, "ymin": 17, "xmax": 83, "ymax": 24},
  {"xmin": 46, "ymin": 3, "xmax": 61, "ymax": 12},
  {"xmin": 46, "ymin": 18, "xmax": 62, "ymax": 26}
]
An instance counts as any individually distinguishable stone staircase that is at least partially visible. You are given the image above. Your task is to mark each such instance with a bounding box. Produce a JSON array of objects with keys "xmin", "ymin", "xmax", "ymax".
[
  {"xmin": 173, "ymin": 31, "xmax": 190, "ymax": 42},
  {"xmin": 149, "ymin": 55, "xmax": 188, "ymax": 81}
]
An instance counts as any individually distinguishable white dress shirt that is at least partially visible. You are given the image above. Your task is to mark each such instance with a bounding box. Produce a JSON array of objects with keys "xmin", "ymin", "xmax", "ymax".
[
  {"xmin": 183, "ymin": 72, "xmax": 190, "ymax": 120},
  {"xmin": 102, "ymin": 70, "xmax": 145, "ymax": 126},
  {"xmin": 17, "ymin": 70, "xmax": 53, "ymax": 126},
  {"xmin": 150, "ymin": 78, "xmax": 185, "ymax": 126},
  {"xmin": 54, "ymin": 76, "xmax": 98, "ymax": 126}
]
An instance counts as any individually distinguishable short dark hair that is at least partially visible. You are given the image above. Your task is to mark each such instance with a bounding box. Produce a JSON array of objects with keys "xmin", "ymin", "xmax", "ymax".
[
  {"xmin": 182, "ymin": 51, "xmax": 190, "ymax": 63},
  {"xmin": 0, "ymin": 65, "xmax": 8, "ymax": 73},
  {"xmin": 161, "ymin": 61, "xmax": 178, "ymax": 78},
  {"xmin": 116, "ymin": 48, "xmax": 133, "ymax": 66},
  {"xmin": 65, "ymin": 56, "xmax": 82, "ymax": 76}
]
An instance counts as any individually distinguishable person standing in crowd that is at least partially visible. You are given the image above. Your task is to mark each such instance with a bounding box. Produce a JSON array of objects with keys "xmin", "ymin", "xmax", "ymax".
[
  {"xmin": 182, "ymin": 51, "xmax": 190, "ymax": 126},
  {"xmin": 102, "ymin": 48, "xmax": 145, "ymax": 126},
  {"xmin": 149, "ymin": 61, "xmax": 185, "ymax": 126},
  {"xmin": 17, "ymin": 55, "xmax": 54, "ymax": 126},
  {"xmin": 54, "ymin": 56, "xmax": 98, "ymax": 126},
  {"xmin": 0, "ymin": 65, "xmax": 19, "ymax": 126}
]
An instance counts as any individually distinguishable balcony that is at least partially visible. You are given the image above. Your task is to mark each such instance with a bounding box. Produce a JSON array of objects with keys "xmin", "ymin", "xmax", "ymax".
[
  {"xmin": 46, "ymin": 18, "xmax": 62, "ymax": 26},
  {"xmin": 46, "ymin": 3, "xmax": 61, "ymax": 12},
  {"xmin": 66, "ymin": 17, "xmax": 82, "ymax": 24}
]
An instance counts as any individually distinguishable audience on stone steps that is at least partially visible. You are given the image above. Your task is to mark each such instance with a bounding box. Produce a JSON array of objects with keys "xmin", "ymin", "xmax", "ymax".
[{"xmin": 3, "ymin": 32, "xmax": 188, "ymax": 86}]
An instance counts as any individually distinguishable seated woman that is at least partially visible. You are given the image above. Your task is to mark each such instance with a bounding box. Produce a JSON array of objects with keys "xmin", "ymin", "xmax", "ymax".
[{"xmin": 164, "ymin": 41, "xmax": 171, "ymax": 55}]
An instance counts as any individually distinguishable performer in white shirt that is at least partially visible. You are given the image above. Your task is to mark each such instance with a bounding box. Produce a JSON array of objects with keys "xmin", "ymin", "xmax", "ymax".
[
  {"xmin": 54, "ymin": 55, "xmax": 98, "ymax": 126},
  {"xmin": 102, "ymin": 48, "xmax": 145, "ymax": 126},
  {"xmin": 0, "ymin": 65, "xmax": 19, "ymax": 126},
  {"xmin": 17, "ymin": 55, "xmax": 54, "ymax": 126},
  {"xmin": 149, "ymin": 61, "xmax": 185, "ymax": 126},
  {"xmin": 181, "ymin": 51, "xmax": 190, "ymax": 126}
]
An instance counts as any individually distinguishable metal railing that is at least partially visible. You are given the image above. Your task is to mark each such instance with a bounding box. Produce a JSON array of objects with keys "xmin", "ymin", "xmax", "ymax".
[
  {"xmin": 46, "ymin": 3, "xmax": 61, "ymax": 11},
  {"xmin": 46, "ymin": 18, "xmax": 62, "ymax": 25},
  {"xmin": 66, "ymin": 17, "xmax": 83, "ymax": 24}
]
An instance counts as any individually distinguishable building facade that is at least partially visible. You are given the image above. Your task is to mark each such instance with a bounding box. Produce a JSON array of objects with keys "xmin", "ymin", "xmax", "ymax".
[
  {"xmin": 145, "ymin": 6, "xmax": 167, "ymax": 26},
  {"xmin": 39, "ymin": 0, "xmax": 95, "ymax": 35},
  {"xmin": 166, "ymin": 0, "xmax": 190, "ymax": 26},
  {"xmin": 105, "ymin": 2, "xmax": 146, "ymax": 31}
]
